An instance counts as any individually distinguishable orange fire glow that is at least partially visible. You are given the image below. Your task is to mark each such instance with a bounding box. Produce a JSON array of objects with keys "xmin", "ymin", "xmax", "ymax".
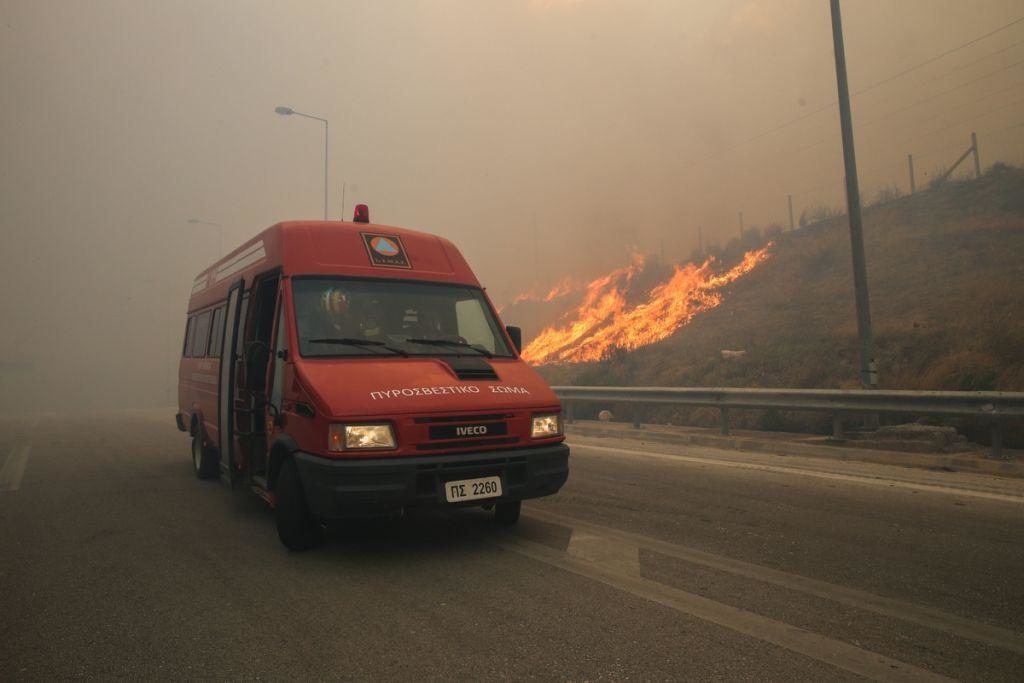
[
  {"xmin": 508, "ymin": 275, "xmax": 587, "ymax": 306},
  {"xmin": 521, "ymin": 245, "xmax": 772, "ymax": 364}
]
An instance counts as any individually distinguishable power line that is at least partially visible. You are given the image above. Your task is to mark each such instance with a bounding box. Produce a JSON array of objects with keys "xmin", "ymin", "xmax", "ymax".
[
  {"xmin": 790, "ymin": 61, "xmax": 1024, "ymax": 156},
  {"xmin": 853, "ymin": 16, "xmax": 1024, "ymax": 96},
  {"xmin": 860, "ymin": 59, "xmax": 1024, "ymax": 128},
  {"xmin": 847, "ymin": 49, "xmax": 1024, "ymax": 131},
  {"xmin": 741, "ymin": 116, "xmax": 1024, "ymax": 224},
  {"xmin": 687, "ymin": 16, "xmax": 1024, "ymax": 233},
  {"xmin": 789, "ymin": 98, "xmax": 1024, "ymax": 201},
  {"xmin": 951, "ymin": 38, "xmax": 1024, "ymax": 72},
  {"xmin": 697, "ymin": 15, "xmax": 1024, "ymax": 162},
  {"xmin": 912, "ymin": 94, "xmax": 1024, "ymax": 143}
]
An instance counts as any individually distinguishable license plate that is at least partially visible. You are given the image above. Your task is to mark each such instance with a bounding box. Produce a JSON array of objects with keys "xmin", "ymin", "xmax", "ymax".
[{"xmin": 444, "ymin": 476, "xmax": 502, "ymax": 503}]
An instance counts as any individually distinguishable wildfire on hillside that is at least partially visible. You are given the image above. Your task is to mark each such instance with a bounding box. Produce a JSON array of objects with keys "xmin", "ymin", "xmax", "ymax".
[
  {"xmin": 508, "ymin": 276, "xmax": 586, "ymax": 307},
  {"xmin": 519, "ymin": 245, "xmax": 772, "ymax": 364}
]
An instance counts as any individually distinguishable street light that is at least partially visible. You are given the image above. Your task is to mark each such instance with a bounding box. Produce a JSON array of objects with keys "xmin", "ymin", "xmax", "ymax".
[
  {"xmin": 275, "ymin": 105, "xmax": 329, "ymax": 220},
  {"xmin": 187, "ymin": 218, "xmax": 223, "ymax": 256}
]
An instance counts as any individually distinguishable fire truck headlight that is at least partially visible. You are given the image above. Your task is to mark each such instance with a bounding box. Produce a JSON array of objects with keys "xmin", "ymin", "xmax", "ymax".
[
  {"xmin": 329, "ymin": 424, "xmax": 396, "ymax": 451},
  {"xmin": 531, "ymin": 414, "xmax": 562, "ymax": 438}
]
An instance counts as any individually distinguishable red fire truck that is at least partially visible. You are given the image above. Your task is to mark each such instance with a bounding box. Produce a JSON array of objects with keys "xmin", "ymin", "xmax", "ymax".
[{"xmin": 177, "ymin": 207, "xmax": 569, "ymax": 550}]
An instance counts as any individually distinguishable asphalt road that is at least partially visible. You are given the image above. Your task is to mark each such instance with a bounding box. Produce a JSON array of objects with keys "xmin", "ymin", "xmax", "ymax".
[{"xmin": 1, "ymin": 410, "xmax": 1022, "ymax": 681}]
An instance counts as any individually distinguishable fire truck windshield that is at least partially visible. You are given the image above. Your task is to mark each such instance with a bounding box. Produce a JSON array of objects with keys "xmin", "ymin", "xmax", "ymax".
[{"xmin": 292, "ymin": 278, "xmax": 513, "ymax": 359}]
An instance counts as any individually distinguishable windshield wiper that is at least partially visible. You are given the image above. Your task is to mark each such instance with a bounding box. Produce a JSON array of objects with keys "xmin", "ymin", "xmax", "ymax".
[
  {"xmin": 405, "ymin": 338, "xmax": 493, "ymax": 358},
  {"xmin": 308, "ymin": 338, "xmax": 408, "ymax": 357}
]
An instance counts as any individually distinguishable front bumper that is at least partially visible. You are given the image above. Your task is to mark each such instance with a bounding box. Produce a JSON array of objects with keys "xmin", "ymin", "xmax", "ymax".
[{"xmin": 293, "ymin": 443, "xmax": 569, "ymax": 520}]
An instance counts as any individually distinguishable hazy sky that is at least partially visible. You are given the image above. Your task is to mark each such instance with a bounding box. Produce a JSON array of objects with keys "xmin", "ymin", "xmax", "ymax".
[{"xmin": 2, "ymin": 0, "xmax": 1023, "ymax": 406}]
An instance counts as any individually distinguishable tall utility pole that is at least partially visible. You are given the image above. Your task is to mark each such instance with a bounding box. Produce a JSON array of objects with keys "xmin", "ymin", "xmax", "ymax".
[
  {"xmin": 787, "ymin": 195, "xmax": 795, "ymax": 230},
  {"xmin": 738, "ymin": 211, "xmax": 744, "ymax": 239},
  {"xmin": 830, "ymin": 0, "xmax": 876, "ymax": 389},
  {"xmin": 971, "ymin": 131, "xmax": 981, "ymax": 178},
  {"xmin": 908, "ymin": 154, "xmax": 916, "ymax": 194}
]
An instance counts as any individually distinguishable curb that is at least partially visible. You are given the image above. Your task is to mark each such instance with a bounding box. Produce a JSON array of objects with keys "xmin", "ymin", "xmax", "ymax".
[{"xmin": 566, "ymin": 422, "xmax": 1024, "ymax": 479}]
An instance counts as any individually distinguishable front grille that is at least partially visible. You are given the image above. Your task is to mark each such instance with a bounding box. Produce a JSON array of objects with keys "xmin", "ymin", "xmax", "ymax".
[
  {"xmin": 415, "ymin": 454, "xmax": 528, "ymax": 470},
  {"xmin": 415, "ymin": 437, "xmax": 519, "ymax": 451}
]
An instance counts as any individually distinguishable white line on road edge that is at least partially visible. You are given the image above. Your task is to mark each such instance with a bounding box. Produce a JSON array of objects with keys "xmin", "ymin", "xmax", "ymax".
[
  {"xmin": 0, "ymin": 445, "xmax": 30, "ymax": 492},
  {"xmin": 575, "ymin": 443, "xmax": 1024, "ymax": 505},
  {"xmin": 566, "ymin": 531, "xmax": 641, "ymax": 576},
  {"xmin": 496, "ymin": 535, "xmax": 954, "ymax": 682},
  {"xmin": 526, "ymin": 508, "xmax": 1024, "ymax": 655}
]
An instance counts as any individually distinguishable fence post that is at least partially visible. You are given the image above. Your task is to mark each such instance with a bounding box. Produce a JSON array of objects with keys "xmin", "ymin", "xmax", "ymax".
[
  {"xmin": 565, "ymin": 401, "xmax": 574, "ymax": 425},
  {"xmin": 827, "ymin": 413, "xmax": 843, "ymax": 440},
  {"xmin": 990, "ymin": 421, "xmax": 1004, "ymax": 459},
  {"xmin": 632, "ymin": 404, "xmax": 642, "ymax": 429},
  {"xmin": 720, "ymin": 407, "xmax": 730, "ymax": 436}
]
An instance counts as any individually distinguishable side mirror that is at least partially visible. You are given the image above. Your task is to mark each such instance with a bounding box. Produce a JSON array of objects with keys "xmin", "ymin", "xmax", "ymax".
[{"xmin": 505, "ymin": 326, "xmax": 523, "ymax": 354}]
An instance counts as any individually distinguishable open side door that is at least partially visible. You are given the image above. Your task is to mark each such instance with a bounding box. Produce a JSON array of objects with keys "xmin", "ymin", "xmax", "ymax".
[{"xmin": 218, "ymin": 278, "xmax": 245, "ymax": 488}]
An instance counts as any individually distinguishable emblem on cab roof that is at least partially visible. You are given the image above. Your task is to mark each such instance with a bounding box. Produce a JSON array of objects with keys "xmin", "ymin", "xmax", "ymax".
[{"xmin": 362, "ymin": 233, "xmax": 412, "ymax": 269}]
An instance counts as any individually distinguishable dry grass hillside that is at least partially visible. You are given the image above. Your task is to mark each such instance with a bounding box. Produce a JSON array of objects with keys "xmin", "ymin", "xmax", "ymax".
[{"xmin": 535, "ymin": 164, "xmax": 1024, "ymax": 441}]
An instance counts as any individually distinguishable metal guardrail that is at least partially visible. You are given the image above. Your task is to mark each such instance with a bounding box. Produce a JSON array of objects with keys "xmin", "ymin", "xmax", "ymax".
[{"xmin": 553, "ymin": 386, "xmax": 1024, "ymax": 459}]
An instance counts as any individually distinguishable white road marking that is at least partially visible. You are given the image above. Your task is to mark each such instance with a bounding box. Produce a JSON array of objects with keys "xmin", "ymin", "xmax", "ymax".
[
  {"xmin": 526, "ymin": 508, "xmax": 1024, "ymax": 655},
  {"xmin": 575, "ymin": 442, "xmax": 1024, "ymax": 505},
  {"xmin": 496, "ymin": 534, "xmax": 953, "ymax": 682},
  {"xmin": 0, "ymin": 445, "xmax": 31, "ymax": 492},
  {"xmin": 566, "ymin": 531, "xmax": 641, "ymax": 576}
]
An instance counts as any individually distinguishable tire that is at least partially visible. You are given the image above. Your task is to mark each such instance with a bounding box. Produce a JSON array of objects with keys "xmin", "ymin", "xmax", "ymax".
[
  {"xmin": 275, "ymin": 459, "xmax": 323, "ymax": 551},
  {"xmin": 494, "ymin": 500, "xmax": 521, "ymax": 526},
  {"xmin": 192, "ymin": 434, "xmax": 219, "ymax": 480}
]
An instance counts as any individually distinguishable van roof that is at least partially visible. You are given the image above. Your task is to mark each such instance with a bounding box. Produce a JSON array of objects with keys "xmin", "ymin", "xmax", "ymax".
[{"xmin": 187, "ymin": 220, "xmax": 480, "ymax": 312}]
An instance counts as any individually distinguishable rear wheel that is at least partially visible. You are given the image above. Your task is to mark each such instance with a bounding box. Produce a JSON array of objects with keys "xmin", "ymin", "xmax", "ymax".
[
  {"xmin": 494, "ymin": 500, "xmax": 521, "ymax": 525},
  {"xmin": 275, "ymin": 459, "xmax": 323, "ymax": 551},
  {"xmin": 192, "ymin": 434, "xmax": 218, "ymax": 480}
]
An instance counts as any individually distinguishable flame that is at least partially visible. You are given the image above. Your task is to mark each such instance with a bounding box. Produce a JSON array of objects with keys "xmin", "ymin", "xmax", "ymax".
[
  {"xmin": 521, "ymin": 245, "xmax": 772, "ymax": 364},
  {"xmin": 504, "ymin": 252, "xmax": 643, "ymax": 307},
  {"xmin": 542, "ymin": 276, "xmax": 583, "ymax": 302},
  {"xmin": 508, "ymin": 276, "xmax": 584, "ymax": 306}
]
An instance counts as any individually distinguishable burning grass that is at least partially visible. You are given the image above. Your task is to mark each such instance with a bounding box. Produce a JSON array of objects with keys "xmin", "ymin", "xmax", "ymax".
[
  {"xmin": 513, "ymin": 165, "xmax": 1024, "ymax": 445},
  {"xmin": 520, "ymin": 246, "xmax": 772, "ymax": 364}
]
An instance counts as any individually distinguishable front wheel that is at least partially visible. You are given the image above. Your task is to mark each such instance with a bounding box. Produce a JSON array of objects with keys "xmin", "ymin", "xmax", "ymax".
[
  {"xmin": 275, "ymin": 459, "xmax": 323, "ymax": 551},
  {"xmin": 192, "ymin": 434, "xmax": 218, "ymax": 480},
  {"xmin": 494, "ymin": 500, "xmax": 521, "ymax": 525}
]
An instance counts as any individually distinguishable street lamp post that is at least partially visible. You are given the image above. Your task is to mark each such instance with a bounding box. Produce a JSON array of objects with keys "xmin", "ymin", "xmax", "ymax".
[
  {"xmin": 275, "ymin": 106, "xmax": 329, "ymax": 220},
  {"xmin": 187, "ymin": 218, "xmax": 223, "ymax": 256}
]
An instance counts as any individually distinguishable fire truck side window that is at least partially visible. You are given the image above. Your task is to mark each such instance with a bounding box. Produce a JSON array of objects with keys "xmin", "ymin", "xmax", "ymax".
[
  {"xmin": 189, "ymin": 311, "xmax": 212, "ymax": 358},
  {"xmin": 208, "ymin": 306, "xmax": 225, "ymax": 358},
  {"xmin": 182, "ymin": 317, "xmax": 195, "ymax": 357}
]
